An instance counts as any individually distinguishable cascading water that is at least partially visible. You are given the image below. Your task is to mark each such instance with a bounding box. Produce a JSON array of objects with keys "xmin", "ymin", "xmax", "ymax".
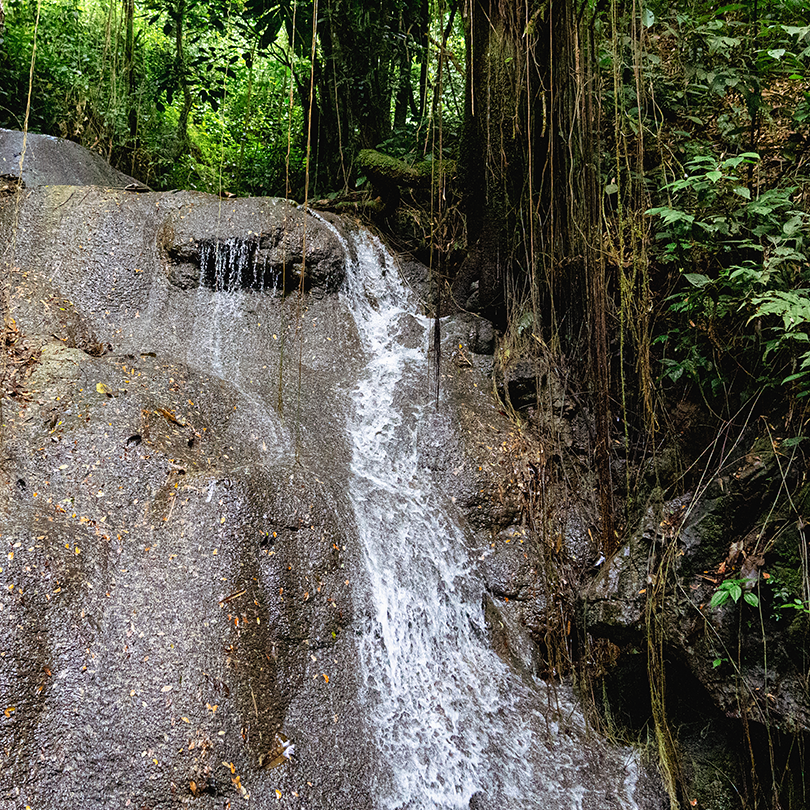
[
  {"xmin": 195, "ymin": 238, "xmax": 256, "ymax": 377},
  {"xmin": 181, "ymin": 217, "xmax": 644, "ymax": 808},
  {"xmin": 341, "ymin": 230, "xmax": 641, "ymax": 810}
]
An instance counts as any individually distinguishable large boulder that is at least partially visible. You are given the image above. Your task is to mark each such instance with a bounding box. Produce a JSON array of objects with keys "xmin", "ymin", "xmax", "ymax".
[
  {"xmin": 583, "ymin": 436, "xmax": 810, "ymax": 808},
  {"xmin": 0, "ymin": 129, "xmax": 140, "ymax": 188},
  {"xmin": 0, "ymin": 132, "xmax": 667, "ymax": 809},
  {"xmin": 0, "ymin": 175, "xmax": 377, "ymax": 809}
]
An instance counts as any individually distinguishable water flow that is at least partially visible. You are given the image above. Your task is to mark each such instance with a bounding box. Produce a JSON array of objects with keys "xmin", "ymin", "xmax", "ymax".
[
  {"xmin": 340, "ymin": 235, "xmax": 528, "ymax": 808},
  {"xmin": 341, "ymin": 232, "xmax": 641, "ymax": 810}
]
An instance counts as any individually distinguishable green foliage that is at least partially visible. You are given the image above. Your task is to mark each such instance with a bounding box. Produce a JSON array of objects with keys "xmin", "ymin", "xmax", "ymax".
[
  {"xmin": 0, "ymin": 0, "xmax": 313, "ymax": 194},
  {"xmin": 649, "ymin": 150, "xmax": 809, "ymax": 398},
  {"xmin": 710, "ymin": 577, "xmax": 760, "ymax": 609},
  {"xmin": 0, "ymin": 0, "xmax": 447, "ymax": 195},
  {"xmin": 780, "ymin": 598, "xmax": 810, "ymax": 615},
  {"xmin": 635, "ymin": 0, "xmax": 810, "ymax": 409}
]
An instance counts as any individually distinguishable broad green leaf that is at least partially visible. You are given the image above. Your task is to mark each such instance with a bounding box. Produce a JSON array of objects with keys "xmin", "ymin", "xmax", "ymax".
[
  {"xmin": 646, "ymin": 206, "xmax": 694, "ymax": 226},
  {"xmin": 782, "ymin": 25, "xmax": 810, "ymax": 42},
  {"xmin": 733, "ymin": 186, "xmax": 751, "ymax": 200},
  {"xmin": 683, "ymin": 273, "xmax": 711, "ymax": 288}
]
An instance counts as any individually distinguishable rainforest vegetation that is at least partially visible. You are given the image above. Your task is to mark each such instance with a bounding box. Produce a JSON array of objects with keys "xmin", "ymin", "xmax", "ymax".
[{"xmin": 2, "ymin": 0, "xmax": 810, "ymax": 806}]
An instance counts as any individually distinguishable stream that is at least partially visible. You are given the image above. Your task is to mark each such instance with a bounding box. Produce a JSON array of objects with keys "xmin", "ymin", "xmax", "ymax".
[{"xmin": 340, "ymin": 230, "xmax": 641, "ymax": 809}]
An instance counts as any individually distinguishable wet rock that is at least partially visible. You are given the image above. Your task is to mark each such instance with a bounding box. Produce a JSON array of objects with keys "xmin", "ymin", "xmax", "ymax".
[
  {"xmin": 0, "ymin": 134, "xmax": 667, "ymax": 810},
  {"xmin": 0, "ymin": 128, "xmax": 139, "ymax": 188},
  {"xmin": 0, "ymin": 341, "xmax": 375, "ymax": 809},
  {"xmin": 0, "ymin": 181, "xmax": 373, "ymax": 808},
  {"xmin": 480, "ymin": 527, "xmax": 533, "ymax": 598},
  {"xmin": 484, "ymin": 593, "xmax": 543, "ymax": 681},
  {"xmin": 583, "ymin": 440, "xmax": 810, "ymax": 805},
  {"xmin": 445, "ymin": 311, "xmax": 496, "ymax": 355},
  {"xmin": 159, "ymin": 197, "xmax": 347, "ymax": 294},
  {"xmin": 397, "ymin": 256, "xmax": 436, "ymax": 313}
]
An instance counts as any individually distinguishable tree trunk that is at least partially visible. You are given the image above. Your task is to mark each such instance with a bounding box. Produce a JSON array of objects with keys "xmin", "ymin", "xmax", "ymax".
[
  {"xmin": 458, "ymin": 0, "xmax": 614, "ymax": 549},
  {"xmin": 455, "ymin": 0, "xmax": 524, "ymax": 319},
  {"xmin": 316, "ymin": 0, "xmax": 396, "ymax": 186},
  {"xmin": 123, "ymin": 0, "xmax": 138, "ymax": 151},
  {"xmin": 174, "ymin": 0, "xmax": 192, "ymax": 158}
]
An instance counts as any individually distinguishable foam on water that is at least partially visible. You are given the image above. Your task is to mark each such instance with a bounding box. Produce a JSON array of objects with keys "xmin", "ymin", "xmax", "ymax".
[
  {"xmin": 340, "ymin": 229, "xmax": 644, "ymax": 810},
  {"xmin": 342, "ymin": 232, "xmax": 534, "ymax": 808}
]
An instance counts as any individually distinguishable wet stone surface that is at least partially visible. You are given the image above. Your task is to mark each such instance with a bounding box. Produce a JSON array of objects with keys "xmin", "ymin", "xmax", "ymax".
[{"xmin": 0, "ymin": 133, "xmax": 667, "ymax": 809}]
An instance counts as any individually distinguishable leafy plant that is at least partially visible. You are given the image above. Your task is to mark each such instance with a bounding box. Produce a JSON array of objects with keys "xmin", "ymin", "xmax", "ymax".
[
  {"xmin": 710, "ymin": 577, "xmax": 760, "ymax": 609},
  {"xmin": 649, "ymin": 153, "xmax": 810, "ymax": 399},
  {"xmin": 780, "ymin": 597, "xmax": 810, "ymax": 615}
]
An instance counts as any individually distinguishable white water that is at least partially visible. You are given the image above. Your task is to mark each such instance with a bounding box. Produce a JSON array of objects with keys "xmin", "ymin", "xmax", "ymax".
[
  {"xmin": 340, "ymin": 232, "xmax": 640, "ymax": 810},
  {"xmin": 178, "ymin": 222, "xmax": 643, "ymax": 808}
]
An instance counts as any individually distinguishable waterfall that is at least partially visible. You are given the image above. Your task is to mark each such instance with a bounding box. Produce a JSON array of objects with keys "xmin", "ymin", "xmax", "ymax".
[
  {"xmin": 341, "ymin": 231, "xmax": 641, "ymax": 810},
  {"xmin": 194, "ymin": 238, "xmax": 273, "ymax": 378}
]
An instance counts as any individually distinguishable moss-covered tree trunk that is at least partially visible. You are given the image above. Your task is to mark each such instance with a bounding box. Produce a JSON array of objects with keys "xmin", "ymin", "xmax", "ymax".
[
  {"xmin": 458, "ymin": 0, "xmax": 614, "ymax": 551},
  {"xmin": 455, "ymin": 0, "xmax": 525, "ymax": 319}
]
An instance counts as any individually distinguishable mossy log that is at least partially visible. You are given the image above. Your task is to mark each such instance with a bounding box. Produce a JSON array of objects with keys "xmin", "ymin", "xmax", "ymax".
[
  {"xmin": 355, "ymin": 149, "xmax": 456, "ymax": 220},
  {"xmin": 356, "ymin": 149, "xmax": 455, "ymax": 189}
]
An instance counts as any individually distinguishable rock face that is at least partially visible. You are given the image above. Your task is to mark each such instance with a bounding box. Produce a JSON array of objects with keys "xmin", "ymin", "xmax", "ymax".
[
  {"xmin": 160, "ymin": 197, "xmax": 345, "ymax": 294},
  {"xmin": 583, "ymin": 438, "xmax": 810, "ymax": 808},
  {"xmin": 0, "ymin": 128, "xmax": 140, "ymax": 188},
  {"xmin": 0, "ymin": 133, "xmax": 666, "ymax": 809},
  {"xmin": 0, "ymin": 186, "xmax": 376, "ymax": 808}
]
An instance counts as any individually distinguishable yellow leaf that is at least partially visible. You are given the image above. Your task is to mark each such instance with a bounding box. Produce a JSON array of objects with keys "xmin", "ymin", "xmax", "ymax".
[
  {"xmin": 95, "ymin": 383, "xmax": 113, "ymax": 396},
  {"xmin": 181, "ymin": 716, "xmax": 190, "ymax": 723}
]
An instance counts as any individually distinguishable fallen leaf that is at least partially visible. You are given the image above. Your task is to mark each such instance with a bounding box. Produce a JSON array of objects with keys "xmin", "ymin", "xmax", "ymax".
[
  {"xmin": 154, "ymin": 407, "xmax": 186, "ymax": 426},
  {"xmin": 259, "ymin": 732, "xmax": 295, "ymax": 770}
]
